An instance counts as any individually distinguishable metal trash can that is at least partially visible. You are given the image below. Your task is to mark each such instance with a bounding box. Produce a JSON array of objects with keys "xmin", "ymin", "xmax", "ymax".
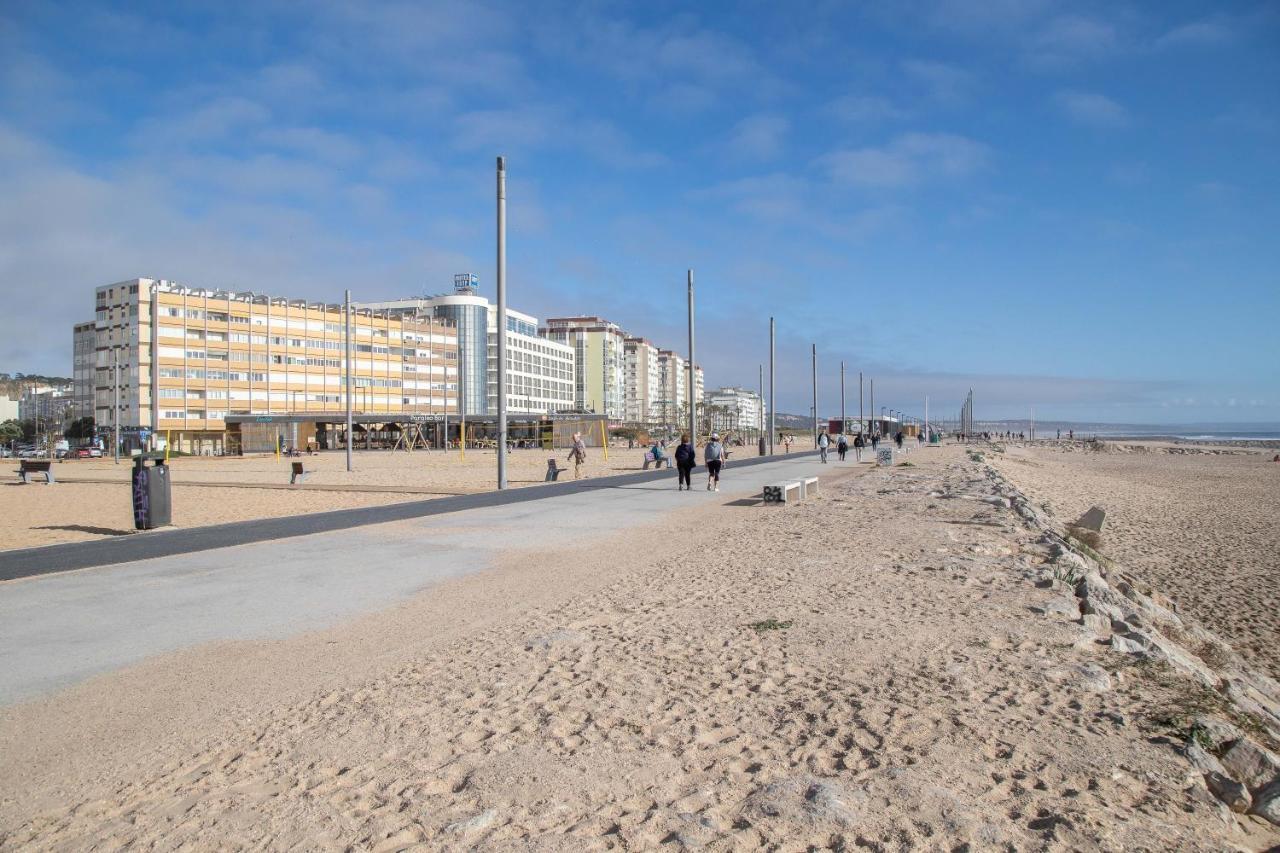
[{"xmin": 132, "ymin": 452, "xmax": 172, "ymax": 530}]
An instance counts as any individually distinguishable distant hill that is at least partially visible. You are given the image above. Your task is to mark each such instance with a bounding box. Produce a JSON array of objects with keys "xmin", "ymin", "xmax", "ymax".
[{"xmin": 0, "ymin": 373, "xmax": 72, "ymax": 401}]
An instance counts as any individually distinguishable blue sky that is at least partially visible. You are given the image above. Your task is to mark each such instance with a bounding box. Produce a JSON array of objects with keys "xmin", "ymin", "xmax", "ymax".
[{"xmin": 1, "ymin": 1, "xmax": 1277, "ymax": 423}]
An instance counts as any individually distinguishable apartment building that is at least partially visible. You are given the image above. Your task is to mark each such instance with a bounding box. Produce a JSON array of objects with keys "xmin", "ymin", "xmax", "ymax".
[
  {"xmin": 92, "ymin": 278, "xmax": 458, "ymax": 453},
  {"xmin": 364, "ymin": 275, "xmax": 575, "ymax": 416},
  {"xmin": 18, "ymin": 384, "xmax": 74, "ymax": 424},
  {"xmin": 705, "ymin": 386, "xmax": 766, "ymax": 438},
  {"xmin": 72, "ymin": 321, "xmax": 96, "ymax": 420},
  {"xmin": 540, "ymin": 317, "xmax": 627, "ymax": 419},
  {"xmin": 622, "ymin": 337, "xmax": 661, "ymax": 424}
]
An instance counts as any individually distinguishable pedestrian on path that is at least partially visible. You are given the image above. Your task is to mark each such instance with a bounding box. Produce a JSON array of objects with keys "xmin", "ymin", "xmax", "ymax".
[
  {"xmin": 705, "ymin": 432, "xmax": 725, "ymax": 492},
  {"xmin": 818, "ymin": 431, "xmax": 830, "ymax": 463},
  {"xmin": 674, "ymin": 433, "xmax": 696, "ymax": 491},
  {"xmin": 837, "ymin": 433, "xmax": 848, "ymax": 461},
  {"xmin": 568, "ymin": 432, "xmax": 587, "ymax": 479},
  {"xmin": 853, "ymin": 432, "xmax": 865, "ymax": 461},
  {"xmin": 871, "ymin": 432, "xmax": 880, "ymax": 452}
]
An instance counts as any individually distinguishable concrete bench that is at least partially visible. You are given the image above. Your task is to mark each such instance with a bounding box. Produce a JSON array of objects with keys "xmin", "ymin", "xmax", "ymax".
[
  {"xmin": 762, "ymin": 480, "xmax": 802, "ymax": 504},
  {"xmin": 18, "ymin": 459, "xmax": 55, "ymax": 484},
  {"xmin": 800, "ymin": 476, "xmax": 819, "ymax": 498},
  {"xmin": 290, "ymin": 461, "xmax": 310, "ymax": 485},
  {"xmin": 545, "ymin": 458, "xmax": 568, "ymax": 482},
  {"xmin": 641, "ymin": 451, "xmax": 672, "ymax": 470}
]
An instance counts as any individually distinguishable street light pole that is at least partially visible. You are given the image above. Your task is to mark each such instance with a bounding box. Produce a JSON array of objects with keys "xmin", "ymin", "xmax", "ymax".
[
  {"xmin": 811, "ymin": 343, "xmax": 818, "ymax": 448},
  {"xmin": 344, "ymin": 289, "xmax": 352, "ymax": 471},
  {"xmin": 686, "ymin": 270, "xmax": 696, "ymax": 446},
  {"xmin": 496, "ymin": 155, "xmax": 508, "ymax": 489},
  {"xmin": 758, "ymin": 363, "xmax": 764, "ymax": 455},
  {"xmin": 859, "ymin": 371, "xmax": 864, "ymax": 437},
  {"xmin": 840, "ymin": 360, "xmax": 845, "ymax": 436},
  {"xmin": 768, "ymin": 317, "xmax": 775, "ymax": 455},
  {"xmin": 112, "ymin": 346, "xmax": 120, "ymax": 465}
]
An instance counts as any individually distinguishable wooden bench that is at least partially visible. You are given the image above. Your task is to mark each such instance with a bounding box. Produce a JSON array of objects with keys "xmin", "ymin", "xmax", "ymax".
[
  {"xmin": 545, "ymin": 458, "xmax": 568, "ymax": 482},
  {"xmin": 290, "ymin": 461, "xmax": 310, "ymax": 485},
  {"xmin": 762, "ymin": 480, "xmax": 802, "ymax": 504},
  {"xmin": 17, "ymin": 459, "xmax": 55, "ymax": 484}
]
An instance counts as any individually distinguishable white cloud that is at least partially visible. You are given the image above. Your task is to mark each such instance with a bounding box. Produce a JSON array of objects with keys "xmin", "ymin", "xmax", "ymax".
[
  {"xmin": 820, "ymin": 132, "xmax": 990, "ymax": 188},
  {"xmin": 1154, "ymin": 20, "xmax": 1231, "ymax": 49},
  {"xmin": 827, "ymin": 94, "xmax": 909, "ymax": 124},
  {"xmin": 1054, "ymin": 90, "xmax": 1131, "ymax": 129},
  {"xmin": 688, "ymin": 173, "xmax": 809, "ymax": 221},
  {"xmin": 901, "ymin": 59, "xmax": 974, "ymax": 104},
  {"xmin": 727, "ymin": 114, "xmax": 789, "ymax": 161},
  {"xmin": 1029, "ymin": 15, "xmax": 1119, "ymax": 67}
]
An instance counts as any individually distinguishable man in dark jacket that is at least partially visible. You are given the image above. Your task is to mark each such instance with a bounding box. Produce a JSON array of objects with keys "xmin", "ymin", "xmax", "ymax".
[{"xmin": 674, "ymin": 433, "xmax": 696, "ymax": 491}]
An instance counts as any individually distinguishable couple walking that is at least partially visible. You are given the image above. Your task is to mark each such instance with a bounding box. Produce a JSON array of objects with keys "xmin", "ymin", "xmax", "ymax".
[{"xmin": 674, "ymin": 432, "xmax": 725, "ymax": 492}]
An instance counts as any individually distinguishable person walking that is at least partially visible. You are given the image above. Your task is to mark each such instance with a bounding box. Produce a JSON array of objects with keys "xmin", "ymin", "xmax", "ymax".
[
  {"xmin": 837, "ymin": 432, "xmax": 848, "ymax": 461},
  {"xmin": 818, "ymin": 431, "xmax": 830, "ymax": 463},
  {"xmin": 568, "ymin": 432, "xmax": 587, "ymax": 479},
  {"xmin": 894, "ymin": 430, "xmax": 904, "ymax": 450},
  {"xmin": 853, "ymin": 432, "xmax": 865, "ymax": 461},
  {"xmin": 674, "ymin": 433, "xmax": 696, "ymax": 491},
  {"xmin": 870, "ymin": 431, "xmax": 880, "ymax": 452},
  {"xmin": 704, "ymin": 432, "xmax": 725, "ymax": 492}
]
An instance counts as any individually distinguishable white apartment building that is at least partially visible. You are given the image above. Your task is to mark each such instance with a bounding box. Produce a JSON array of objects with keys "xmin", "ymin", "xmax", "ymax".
[
  {"xmin": 705, "ymin": 386, "xmax": 766, "ymax": 438},
  {"xmin": 364, "ymin": 277, "xmax": 575, "ymax": 416},
  {"xmin": 623, "ymin": 337, "xmax": 661, "ymax": 423},
  {"xmin": 18, "ymin": 384, "xmax": 74, "ymax": 424},
  {"xmin": 486, "ymin": 308, "xmax": 575, "ymax": 414},
  {"xmin": 540, "ymin": 317, "xmax": 627, "ymax": 419}
]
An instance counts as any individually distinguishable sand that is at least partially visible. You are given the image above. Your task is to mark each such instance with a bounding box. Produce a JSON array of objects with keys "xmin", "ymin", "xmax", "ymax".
[
  {"xmin": 3, "ymin": 444, "xmax": 1276, "ymax": 849},
  {"xmin": 991, "ymin": 441, "xmax": 1280, "ymax": 682},
  {"xmin": 1, "ymin": 445, "xmax": 737, "ymax": 551}
]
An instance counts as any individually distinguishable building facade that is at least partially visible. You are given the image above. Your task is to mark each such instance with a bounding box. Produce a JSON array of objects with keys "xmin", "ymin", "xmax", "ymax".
[
  {"xmin": 705, "ymin": 386, "xmax": 766, "ymax": 438},
  {"xmin": 487, "ymin": 308, "xmax": 574, "ymax": 415},
  {"xmin": 363, "ymin": 275, "xmax": 575, "ymax": 417},
  {"xmin": 540, "ymin": 317, "xmax": 627, "ymax": 419},
  {"xmin": 72, "ymin": 321, "xmax": 96, "ymax": 420},
  {"xmin": 93, "ymin": 278, "xmax": 459, "ymax": 453},
  {"xmin": 18, "ymin": 384, "xmax": 74, "ymax": 424},
  {"xmin": 623, "ymin": 337, "xmax": 661, "ymax": 424}
]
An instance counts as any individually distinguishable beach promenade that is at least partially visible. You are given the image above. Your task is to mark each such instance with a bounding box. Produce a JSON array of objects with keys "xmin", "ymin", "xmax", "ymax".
[{"xmin": 2, "ymin": 443, "xmax": 1278, "ymax": 849}]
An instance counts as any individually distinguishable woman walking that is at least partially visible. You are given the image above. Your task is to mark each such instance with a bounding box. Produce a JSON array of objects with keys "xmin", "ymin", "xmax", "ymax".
[
  {"xmin": 853, "ymin": 432, "xmax": 865, "ymax": 461},
  {"xmin": 837, "ymin": 432, "xmax": 848, "ymax": 461},
  {"xmin": 704, "ymin": 432, "xmax": 725, "ymax": 492},
  {"xmin": 568, "ymin": 432, "xmax": 587, "ymax": 479},
  {"xmin": 674, "ymin": 433, "xmax": 696, "ymax": 491}
]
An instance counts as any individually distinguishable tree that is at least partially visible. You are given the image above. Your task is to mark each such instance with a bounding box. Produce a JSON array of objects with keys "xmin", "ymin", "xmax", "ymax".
[
  {"xmin": 0, "ymin": 420, "xmax": 20, "ymax": 442},
  {"xmin": 64, "ymin": 416, "xmax": 95, "ymax": 440}
]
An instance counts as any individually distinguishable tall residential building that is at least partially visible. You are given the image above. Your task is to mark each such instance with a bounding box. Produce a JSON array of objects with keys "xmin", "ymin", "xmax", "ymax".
[
  {"xmin": 487, "ymin": 308, "xmax": 575, "ymax": 414},
  {"xmin": 655, "ymin": 350, "xmax": 687, "ymax": 427},
  {"xmin": 363, "ymin": 274, "xmax": 575, "ymax": 416},
  {"xmin": 623, "ymin": 337, "xmax": 661, "ymax": 423},
  {"xmin": 93, "ymin": 278, "xmax": 458, "ymax": 452},
  {"xmin": 705, "ymin": 386, "xmax": 766, "ymax": 437},
  {"xmin": 72, "ymin": 321, "xmax": 96, "ymax": 420},
  {"xmin": 0, "ymin": 396, "xmax": 17, "ymax": 423},
  {"xmin": 540, "ymin": 317, "xmax": 627, "ymax": 418}
]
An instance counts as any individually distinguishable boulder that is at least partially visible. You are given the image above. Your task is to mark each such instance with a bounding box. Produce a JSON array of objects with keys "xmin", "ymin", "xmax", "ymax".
[
  {"xmin": 1038, "ymin": 597, "xmax": 1079, "ymax": 619},
  {"xmin": 1185, "ymin": 741, "xmax": 1226, "ymax": 775},
  {"xmin": 1191, "ymin": 716, "xmax": 1244, "ymax": 752},
  {"xmin": 1205, "ymin": 771, "xmax": 1251, "ymax": 813},
  {"xmin": 1251, "ymin": 779, "xmax": 1280, "ymax": 826},
  {"xmin": 1079, "ymin": 613, "xmax": 1109, "ymax": 634},
  {"xmin": 1219, "ymin": 738, "xmax": 1280, "ymax": 792},
  {"xmin": 1110, "ymin": 634, "xmax": 1147, "ymax": 655}
]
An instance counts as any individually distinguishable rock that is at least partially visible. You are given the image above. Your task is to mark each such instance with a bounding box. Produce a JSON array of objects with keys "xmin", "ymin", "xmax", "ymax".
[
  {"xmin": 1223, "ymin": 678, "xmax": 1280, "ymax": 733},
  {"xmin": 1185, "ymin": 741, "xmax": 1226, "ymax": 775},
  {"xmin": 1081, "ymin": 598, "xmax": 1128, "ymax": 624},
  {"xmin": 445, "ymin": 809, "xmax": 497, "ymax": 836},
  {"xmin": 1073, "ymin": 663, "xmax": 1112, "ymax": 692},
  {"xmin": 1191, "ymin": 716, "xmax": 1244, "ymax": 752},
  {"xmin": 1110, "ymin": 618, "xmax": 1132, "ymax": 634},
  {"xmin": 1115, "ymin": 581, "xmax": 1182, "ymax": 627},
  {"xmin": 1110, "ymin": 634, "xmax": 1147, "ymax": 655},
  {"xmin": 1038, "ymin": 597, "xmax": 1078, "ymax": 619},
  {"xmin": 1251, "ymin": 779, "xmax": 1280, "ymax": 826},
  {"xmin": 1075, "ymin": 574, "xmax": 1139, "ymax": 624},
  {"xmin": 1205, "ymin": 771, "xmax": 1252, "ymax": 813},
  {"xmin": 1079, "ymin": 613, "xmax": 1109, "ymax": 634},
  {"xmin": 1072, "ymin": 506, "xmax": 1106, "ymax": 532},
  {"xmin": 1139, "ymin": 630, "xmax": 1220, "ymax": 688},
  {"xmin": 1219, "ymin": 739, "xmax": 1280, "ymax": 792}
]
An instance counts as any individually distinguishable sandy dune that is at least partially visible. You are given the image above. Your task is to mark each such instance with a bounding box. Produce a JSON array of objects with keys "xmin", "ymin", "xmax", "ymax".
[{"xmin": 3, "ymin": 445, "xmax": 1275, "ymax": 849}]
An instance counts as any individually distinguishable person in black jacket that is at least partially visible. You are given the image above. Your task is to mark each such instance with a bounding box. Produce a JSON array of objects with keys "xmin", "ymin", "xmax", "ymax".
[
  {"xmin": 853, "ymin": 432, "xmax": 865, "ymax": 461},
  {"xmin": 674, "ymin": 433, "xmax": 696, "ymax": 491}
]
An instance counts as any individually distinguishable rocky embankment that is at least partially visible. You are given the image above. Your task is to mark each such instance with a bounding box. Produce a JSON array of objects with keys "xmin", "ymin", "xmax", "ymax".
[{"xmin": 963, "ymin": 449, "xmax": 1280, "ymax": 830}]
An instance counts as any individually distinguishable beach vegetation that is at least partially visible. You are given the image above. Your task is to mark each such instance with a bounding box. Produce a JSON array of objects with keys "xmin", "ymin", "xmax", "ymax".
[{"xmin": 749, "ymin": 619, "xmax": 793, "ymax": 633}]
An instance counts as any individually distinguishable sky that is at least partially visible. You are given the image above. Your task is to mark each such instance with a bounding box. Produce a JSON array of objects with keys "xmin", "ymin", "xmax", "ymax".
[{"xmin": 1, "ymin": 1, "xmax": 1277, "ymax": 423}]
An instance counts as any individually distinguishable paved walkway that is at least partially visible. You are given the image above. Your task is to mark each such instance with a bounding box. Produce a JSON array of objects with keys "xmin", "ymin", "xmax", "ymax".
[{"xmin": 0, "ymin": 451, "xmax": 850, "ymax": 706}]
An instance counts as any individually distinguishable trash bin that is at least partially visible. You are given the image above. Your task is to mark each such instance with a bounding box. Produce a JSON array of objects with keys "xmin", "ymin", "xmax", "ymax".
[{"xmin": 132, "ymin": 452, "xmax": 172, "ymax": 530}]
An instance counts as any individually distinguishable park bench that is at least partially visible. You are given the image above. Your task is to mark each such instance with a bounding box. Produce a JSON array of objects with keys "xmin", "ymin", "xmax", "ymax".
[
  {"xmin": 290, "ymin": 461, "xmax": 310, "ymax": 485},
  {"xmin": 762, "ymin": 480, "xmax": 802, "ymax": 504},
  {"xmin": 800, "ymin": 476, "xmax": 819, "ymax": 498},
  {"xmin": 545, "ymin": 458, "xmax": 568, "ymax": 482},
  {"xmin": 642, "ymin": 450, "xmax": 672, "ymax": 470},
  {"xmin": 17, "ymin": 459, "xmax": 55, "ymax": 484}
]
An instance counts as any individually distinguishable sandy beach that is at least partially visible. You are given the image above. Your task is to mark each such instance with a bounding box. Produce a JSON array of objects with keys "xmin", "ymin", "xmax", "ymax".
[
  {"xmin": 991, "ymin": 440, "xmax": 1280, "ymax": 682},
  {"xmin": 3, "ymin": 443, "xmax": 1277, "ymax": 849},
  {"xmin": 0, "ymin": 446, "xmax": 728, "ymax": 551}
]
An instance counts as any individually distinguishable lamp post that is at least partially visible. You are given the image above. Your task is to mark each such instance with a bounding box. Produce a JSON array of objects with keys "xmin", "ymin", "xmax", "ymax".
[{"xmin": 496, "ymin": 155, "xmax": 508, "ymax": 489}]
